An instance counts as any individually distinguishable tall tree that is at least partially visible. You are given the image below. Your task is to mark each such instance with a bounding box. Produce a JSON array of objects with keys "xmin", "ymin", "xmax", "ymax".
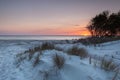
[{"xmin": 87, "ymin": 11, "xmax": 120, "ymax": 37}]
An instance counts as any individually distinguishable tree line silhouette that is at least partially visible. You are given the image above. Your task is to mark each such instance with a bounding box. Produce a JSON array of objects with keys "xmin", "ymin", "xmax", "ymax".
[{"xmin": 87, "ymin": 11, "xmax": 120, "ymax": 37}]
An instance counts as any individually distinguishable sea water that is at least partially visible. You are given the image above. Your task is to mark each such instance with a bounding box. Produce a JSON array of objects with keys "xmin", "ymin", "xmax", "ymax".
[{"xmin": 0, "ymin": 35, "xmax": 87, "ymax": 40}]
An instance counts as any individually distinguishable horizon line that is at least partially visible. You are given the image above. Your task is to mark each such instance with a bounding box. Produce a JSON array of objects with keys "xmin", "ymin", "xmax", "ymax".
[{"xmin": 0, "ymin": 34, "xmax": 90, "ymax": 36}]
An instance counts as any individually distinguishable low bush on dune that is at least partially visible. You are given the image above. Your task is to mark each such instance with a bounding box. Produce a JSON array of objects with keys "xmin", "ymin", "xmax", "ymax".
[
  {"xmin": 15, "ymin": 42, "xmax": 55, "ymax": 67},
  {"xmin": 28, "ymin": 49, "xmax": 35, "ymax": 60},
  {"xmin": 101, "ymin": 57, "xmax": 116, "ymax": 71},
  {"xmin": 15, "ymin": 53, "xmax": 27, "ymax": 67},
  {"xmin": 89, "ymin": 55, "xmax": 117, "ymax": 71},
  {"xmin": 33, "ymin": 53, "xmax": 41, "ymax": 67},
  {"xmin": 53, "ymin": 54, "xmax": 65, "ymax": 69},
  {"xmin": 74, "ymin": 36, "xmax": 120, "ymax": 45},
  {"xmin": 15, "ymin": 48, "xmax": 41, "ymax": 67},
  {"xmin": 28, "ymin": 42, "xmax": 54, "ymax": 52},
  {"xmin": 28, "ymin": 42, "xmax": 55, "ymax": 52},
  {"xmin": 67, "ymin": 46, "xmax": 88, "ymax": 59},
  {"xmin": 41, "ymin": 42, "xmax": 55, "ymax": 50},
  {"xmin": 33, "ymin": 46, "xmax": 41, "ymax": 52}
]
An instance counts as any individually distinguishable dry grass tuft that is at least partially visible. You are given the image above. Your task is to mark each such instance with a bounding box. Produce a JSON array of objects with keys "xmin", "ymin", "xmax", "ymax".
[
  {"xmin": 41, "ymin": 42, "xmax": 55, "ymax": 50},
  {"xmin": 101, "ymin": 58, "xmax": 116, "ymax": 71},
  {"xmin": 53, "ymin": 54, "xmax": 65, "ymax": 69},
  {"xmin": 68, "ymin": 46, "xmax": 88, "ymax": 59},
  {"xmin": 33, "ymin": 53, "xmax": 40, "ymax": 67}
]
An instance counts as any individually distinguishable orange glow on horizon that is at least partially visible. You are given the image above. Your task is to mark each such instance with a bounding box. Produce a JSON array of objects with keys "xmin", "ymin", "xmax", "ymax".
[
  {"xmin": 71, "ymin": 30, "xmax": 91, "ymax": 36},
  {"xmin": 0, "ymin": 23, "xmax": 91, "ymax": 36},
  {"xmin": 65, "ymin": 26, "xmax": 91, "ymax": 36}
]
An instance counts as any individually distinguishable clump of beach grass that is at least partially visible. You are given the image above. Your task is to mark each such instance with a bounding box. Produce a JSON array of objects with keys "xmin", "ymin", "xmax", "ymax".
[
  {"xmin": 53, "ymin": 54, "xmax": 65, "ymax": 69},
  {"xmin": 67, "ymin": 46, "xmax": 88, "ymax": 59}
]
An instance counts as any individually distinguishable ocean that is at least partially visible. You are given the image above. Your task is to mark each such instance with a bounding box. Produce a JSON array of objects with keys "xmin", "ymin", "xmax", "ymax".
[{"xmin": 0, "ymin": 35, "xmax": 87, "ymax": 40}]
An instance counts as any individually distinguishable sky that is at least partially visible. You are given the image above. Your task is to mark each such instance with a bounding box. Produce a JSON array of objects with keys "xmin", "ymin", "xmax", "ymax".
[{"xmin": 0, "ymin": 0, "xmax": 120, "ymax": 35}]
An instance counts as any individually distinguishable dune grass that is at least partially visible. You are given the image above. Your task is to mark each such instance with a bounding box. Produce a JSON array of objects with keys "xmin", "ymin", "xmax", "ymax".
[
  {"xmin": 41, "ymin": 42, "xmax": 55, "ymax": 50},
  {"xmin": 67, "ymin": 46, "xmax": 88, "ymax": 59},
  {"xmin": 53, "ymin": 54, "xmax": 65, "ymax": 69}
]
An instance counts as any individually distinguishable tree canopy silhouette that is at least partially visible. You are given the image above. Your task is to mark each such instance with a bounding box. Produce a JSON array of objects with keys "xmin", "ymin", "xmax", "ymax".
[{"xmin": 87, "ymin": 11, "xmax": 120, "ymax": 37}]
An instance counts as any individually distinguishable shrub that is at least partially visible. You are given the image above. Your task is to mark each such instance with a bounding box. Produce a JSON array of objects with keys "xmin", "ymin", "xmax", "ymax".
[
  {"xmin": 15, "ymin": 52, "xmax": 28, "ymax": 67},
  {"xmin": 53, "ymin": 54, "xmax": 65, "ymax": 69},
  {"xmin": 28, "ymin": 49, "xmax": 35, "ymax": 60},
  {"xmin": 15, "ymin": 47, "xmax": 42, "ymax": 67},
  {"xmin": 68, "ymin": 46, "xmax": 88, "ymax": 59},
  {"xmin": 33, "ymin": 53, "xmax": 40, "ymax": 67},
  {"xmin": 41, "ymin": 42, "xmax": 54, "ymax": 50},
  {"xmin": 34, "ymin": 46, "xmax": 41, "ymax": 51},
  {"xmin": 16, "ymin": 55, "xmax": 25, "ymax": 66},
  {"xmin": 26, "ymin": 46, "xmax": 42, "ymax": 60},
  {"xmin": 101, "ymin": 58, "xmax": 116, "ymax": 71},
  {"xmin": 74, "ymin": 36, "xmax": 120, "ymax": 45}
]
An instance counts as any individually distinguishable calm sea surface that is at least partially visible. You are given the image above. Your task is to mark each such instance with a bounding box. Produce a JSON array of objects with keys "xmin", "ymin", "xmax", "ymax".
[{"xmin": 0, "ymin": 35, "xmax": 87, "ymax": 40}]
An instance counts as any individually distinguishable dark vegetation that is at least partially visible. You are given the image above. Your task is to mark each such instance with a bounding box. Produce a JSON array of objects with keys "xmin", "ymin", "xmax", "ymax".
[
  {"xmin": 53, "ymin": 54, "xmax": 65, "ymax": 69},
  {"xmin": 67, "ymin": 46, "xmax": 88, "ymax": 59},
  {"xmin": 41, "ymin": 42, "xmax": 55, "ymax": 50},
  {"xmin": 89, "ymin": 56, "xmax": 120, "ymax": 80},
  {"xmin": 87, "ymin": 11, "xmax": 120, "ymax": 37},
  {"xmin": 74, "ymin": 10, "xmax": 120, "ymax": 45},
  {"xmin": 101, "ymin": 58, "xmax": 116, "ymax": 71},
  {"xmin": 15, "ymin": 42, "xmax": 55, "ymax": 66},
  {"xmin": 33, "ymin": 53, "xmax": 41, "ymax": 67},
  {"xmin": 89, "ymin": 56, "xmax": 118, "ymax": 71},
  {"xmin": 74, "ymin": 36, "xmax": 120, "ymax": 45}
]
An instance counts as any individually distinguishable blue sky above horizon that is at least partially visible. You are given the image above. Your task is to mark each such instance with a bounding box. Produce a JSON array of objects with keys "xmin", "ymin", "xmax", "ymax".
[{"xmin": 0, "ymin": 0, "xmax": 120, "ymax": 35}]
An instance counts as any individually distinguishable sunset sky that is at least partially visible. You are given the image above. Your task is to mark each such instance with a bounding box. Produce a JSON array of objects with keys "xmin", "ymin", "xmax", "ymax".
[{"xmin": 0, "ymin": 0, "xmax": 120, "ymax": 35}]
